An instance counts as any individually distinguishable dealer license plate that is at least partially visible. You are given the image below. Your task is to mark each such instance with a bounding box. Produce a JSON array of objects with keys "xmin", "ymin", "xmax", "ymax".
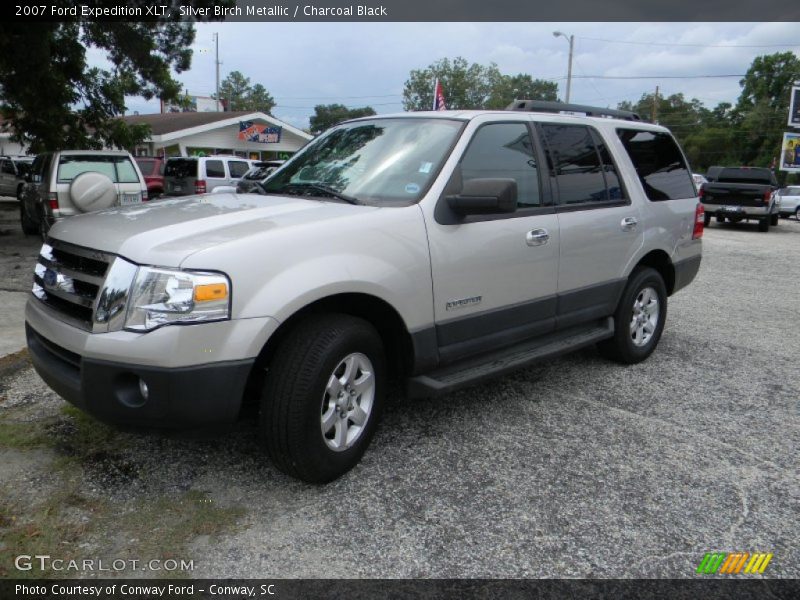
[{"xmin": 723, "ymin": 205, "xmax": 743, "ymax": 212}]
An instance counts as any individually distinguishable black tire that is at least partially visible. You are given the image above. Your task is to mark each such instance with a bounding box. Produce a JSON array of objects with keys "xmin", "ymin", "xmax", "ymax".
[
  {"xmin": 796, "ymin": 207, "xmax": 800, "ymax": 221},
  {"xmin": 260, "ymin": 313, "xmax": 386, "ymax": 483},
  {"xmin": 703, "ymin": 213, "xmax": 711, "ymax": 227},
  {"xmin": 19, "ymin": 200, "xmax": 38, "ymax": 235},
  {"xmin": 716, "ymin": 215, "xmax": 725, "ymax": 223},
  {"xmin": 597, "ymin": 267, "xmax": 668, "ymax": 365},
  {"xmin": 758, "ymin": 217, "xmax": 770, "ymax": 232},
  {"xmin": 770, "ymin": 213, "xmax": 779, "ymax": 226}
]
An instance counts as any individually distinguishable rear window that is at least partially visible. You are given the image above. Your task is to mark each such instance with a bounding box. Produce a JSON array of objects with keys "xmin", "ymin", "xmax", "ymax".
[
  {"xmin": 617, "ymin": 129, "xmax": 695, "ymax": 201},
  {"xmin": 57, "ymin": 155, "xmax": 141, "ymax": 184},
  {"xmin": 714, "ymin": 168, "xmax": 775, "ymax": 185},
  {"xmin": 165, "ymin": 159, "xmax": 198, "ymax": 178},
  {"xmin": 135, "ymin": 158, "xmax": 156, "ymax": 176}
]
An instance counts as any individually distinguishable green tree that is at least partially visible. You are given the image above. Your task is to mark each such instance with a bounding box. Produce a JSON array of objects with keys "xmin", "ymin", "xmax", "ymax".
[
  {"xmin": 309, "ymin": 104, "xmax": 377, "ymax": 135},
  {"xmin": 218, "ymin": 72, "xmax": 276, "ymax": 114},
  {"xmin": 403, "ymin": 57, "xmax": 555, "ymax": 111},
  {"xmin": 0, "ymin": 2, "xmax": 233, "ymax": 153}
]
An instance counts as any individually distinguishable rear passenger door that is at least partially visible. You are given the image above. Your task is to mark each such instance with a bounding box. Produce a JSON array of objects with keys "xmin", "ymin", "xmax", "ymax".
[{"xmin": 538, "ymin": 122, "xmax": 643, "ymax": 328}]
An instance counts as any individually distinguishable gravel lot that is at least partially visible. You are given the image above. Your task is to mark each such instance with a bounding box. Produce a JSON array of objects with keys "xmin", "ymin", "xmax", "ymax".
[{"xmin": 0, "ymin": 200, "xmax": 798, "ymax": 579}]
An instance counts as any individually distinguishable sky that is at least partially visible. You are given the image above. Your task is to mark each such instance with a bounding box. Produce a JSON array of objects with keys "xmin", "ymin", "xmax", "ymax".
[{"xmin": 119, "ymin": 22, "xmax": 800, "ymax": 130}]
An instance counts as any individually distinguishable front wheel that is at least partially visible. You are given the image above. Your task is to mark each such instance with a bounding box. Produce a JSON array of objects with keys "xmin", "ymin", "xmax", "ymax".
[
  {"xmin": 259, "ymin": 313, "xmax": 386, "ymax": 483},
  {"xmin": 19, "ymin": 200, "xmax": 38, "ymax": 235},
  {"xmin": 598, "ymin": 267, "xmax": 667, "ymax": 364}
]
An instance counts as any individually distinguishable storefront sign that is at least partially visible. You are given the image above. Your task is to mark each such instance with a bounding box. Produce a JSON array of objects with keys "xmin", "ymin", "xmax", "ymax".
[
  {"xmin": 789, "ymin": 86, "xmax": 800, "ymax": 128},
  {"xmin": 238, "ymin": 121, "xmax": 282, "ymax": 143},
  {"xmin": 779, "ymin": 131, "xmax": 800, "ymax": 172}
]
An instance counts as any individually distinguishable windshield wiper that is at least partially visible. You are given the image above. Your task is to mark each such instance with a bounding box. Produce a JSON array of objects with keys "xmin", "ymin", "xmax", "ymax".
[{"xmin": 273, "ymin": 182, "xmax": 362, "ymax": 205}]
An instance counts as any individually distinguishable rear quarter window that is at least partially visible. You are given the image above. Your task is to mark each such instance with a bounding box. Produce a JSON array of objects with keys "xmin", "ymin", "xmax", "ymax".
[
  {"xmin": 205, "ymin": 160, "xmax": 225, "ymax": 178},
  {"xmin": 616, "ymin": 129, "xmax": 696, "ymax": 201}
]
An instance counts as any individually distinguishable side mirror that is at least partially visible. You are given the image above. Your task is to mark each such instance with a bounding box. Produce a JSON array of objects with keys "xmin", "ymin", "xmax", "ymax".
[{"xmin": 446, "ymin": 178, "xmax": 517, "ymax": 215}]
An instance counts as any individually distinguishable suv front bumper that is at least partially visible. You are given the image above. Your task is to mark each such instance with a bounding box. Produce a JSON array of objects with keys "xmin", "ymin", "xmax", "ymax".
[{"xmin": 27, "ymin": 323, "xmax": 254, "ymax": 428}]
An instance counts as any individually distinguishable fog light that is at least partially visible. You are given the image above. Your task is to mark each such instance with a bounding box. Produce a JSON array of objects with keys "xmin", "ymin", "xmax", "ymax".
[{"xmin": 138, "ymin": 378, "xmax": 149, "ymax": 400}]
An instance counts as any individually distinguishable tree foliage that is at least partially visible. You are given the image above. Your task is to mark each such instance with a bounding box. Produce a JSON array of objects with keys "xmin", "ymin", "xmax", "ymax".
[
  {"xmin": 309, "ymin": 104, "xmax": 377, "ymax": 135},
  {"xmin": 0, "ymin": 2, "xmax": 234, "ymax": 153},
  {"xmin": 217, "ymin": 71, "xmax": 276, "ymax": 114},
  {"xmin": 403, "ymin": 57, "xmax": 556, "ymax": 111}
]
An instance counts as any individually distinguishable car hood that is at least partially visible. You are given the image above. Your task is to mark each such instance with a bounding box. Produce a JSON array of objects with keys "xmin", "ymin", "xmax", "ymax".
[{"xmin": 48, "ymin": 193, "xmax": 378, "ymax": 267}]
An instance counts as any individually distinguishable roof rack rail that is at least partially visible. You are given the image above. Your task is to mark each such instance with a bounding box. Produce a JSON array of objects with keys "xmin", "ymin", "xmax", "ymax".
[{"xmin": 506, "ymin": 100, "xmax": 641, "ymax": 121}]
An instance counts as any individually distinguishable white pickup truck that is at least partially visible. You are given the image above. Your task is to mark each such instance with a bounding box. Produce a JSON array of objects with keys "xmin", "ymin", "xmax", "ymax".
[{"xmin": 26, "ymin": 102, "xmax": 703, "ymax": 482}]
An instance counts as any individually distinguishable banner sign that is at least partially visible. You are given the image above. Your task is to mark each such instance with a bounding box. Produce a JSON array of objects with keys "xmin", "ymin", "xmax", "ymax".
[
  {"xmin": 238, "ymin": 121, "xmax": 282, "ymax": 144},
  {"xmin": 779, "ymin": 131, "xmax": 800, "ymax": 172},
  {"xmin": 789, "ymin": 86, "xmax": 800, "ymax": 128}
]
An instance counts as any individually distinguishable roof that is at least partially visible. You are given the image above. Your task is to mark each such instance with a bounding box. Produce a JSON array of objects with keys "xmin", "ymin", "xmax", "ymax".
[{"xmin": 121, "ymin": 111, "xmax": 313, "ymax": 142}]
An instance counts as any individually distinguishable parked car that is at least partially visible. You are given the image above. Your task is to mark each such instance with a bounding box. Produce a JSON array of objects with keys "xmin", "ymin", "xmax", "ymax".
[
  {"xmin": 163, "ymin": 155, "xmax": 255, "ymax": 196},
  {"xmin": 236, "ymin": 160, "xmax": 285, "ymax": 193},
  {"xmin": 134, "ymin": 156, "xmax": 165, "ymax": 198},
  {"xmin": 0, "ymin": 155, "xmax": 34, "ymax": 199},
  {"xmin": 20, "ymin": 150, "xmax": 147, "ymax": 238},
  {"xmin": 25, "ymin": 101, "xmax": 702, "ymax": 483},
  {"xmin": 776, "ymin": 186, "xmax": 800, "ymax": 220},
  {"xmin": 700, "ymin": 166, "xmax": 780, "ymax": 232}
]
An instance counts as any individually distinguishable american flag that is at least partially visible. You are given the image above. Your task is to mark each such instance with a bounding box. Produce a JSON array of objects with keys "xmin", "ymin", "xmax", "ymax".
[{"xmin": 433, "ymin": 78, "xmax": 447, "ymax": 111}]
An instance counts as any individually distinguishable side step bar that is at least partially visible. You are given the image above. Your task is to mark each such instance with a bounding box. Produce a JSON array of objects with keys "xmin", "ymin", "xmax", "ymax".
[{"xmin": 406, "ymin": 318, "xmax": 614, "ymax": 398}]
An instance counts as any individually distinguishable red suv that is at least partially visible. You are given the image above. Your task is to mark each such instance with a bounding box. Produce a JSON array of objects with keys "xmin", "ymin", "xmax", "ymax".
[{"xmin": 135, "ymin": 156, "xmax": 165, "ymax": 198}]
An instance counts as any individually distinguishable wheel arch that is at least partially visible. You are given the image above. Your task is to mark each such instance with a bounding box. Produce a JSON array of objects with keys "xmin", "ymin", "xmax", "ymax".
[
  {"xmin": 239, "ymin": 292, "xmax": 419, "ymax": 417},
  {"xmin": 632, "ymin": 249, "xmax": 676, "ymax": 296}
]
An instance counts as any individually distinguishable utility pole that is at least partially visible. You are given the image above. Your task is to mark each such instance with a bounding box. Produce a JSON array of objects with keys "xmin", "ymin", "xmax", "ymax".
[
  {"xmin": 553, "ymin": 31, "xmax": 574, "ymax": 103},
  {"xmin": 214, "ymin": 33, "xmax": 221, "ymax": 112},
  {"xmin": 652, "ymin": 85, "xmax": 659, "ymax": 123}
]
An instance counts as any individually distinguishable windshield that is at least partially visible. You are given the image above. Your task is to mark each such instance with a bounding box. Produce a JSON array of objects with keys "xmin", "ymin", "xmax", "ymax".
[{"xmin": 261, "ymin": 118, "xmax": 464, "ymax": 204}]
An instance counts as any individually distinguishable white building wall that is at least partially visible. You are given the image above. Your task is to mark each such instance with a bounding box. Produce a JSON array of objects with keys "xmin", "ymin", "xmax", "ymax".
[
  {"xmin": 155, "ymin": 124, "xmax": 309, "ymax": 158},
  {"xmin": 0, "ymin": 136, "xmax": 28, "ymax": 156}
]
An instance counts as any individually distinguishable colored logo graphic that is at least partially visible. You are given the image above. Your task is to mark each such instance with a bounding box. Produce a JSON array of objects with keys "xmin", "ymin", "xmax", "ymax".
[{"xmin": 697, "ymin": 552, "xmax": 773, "ymax": 575}]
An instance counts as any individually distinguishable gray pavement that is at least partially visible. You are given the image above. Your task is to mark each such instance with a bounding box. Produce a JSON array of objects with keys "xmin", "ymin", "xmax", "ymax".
[{"xmin": 0, "ymin": 204, "xmax": 798, "ymax": 578}]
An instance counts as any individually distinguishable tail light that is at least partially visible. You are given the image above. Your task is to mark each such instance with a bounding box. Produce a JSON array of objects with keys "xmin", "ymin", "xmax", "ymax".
[
  {"xmin": 698, "ymin": 186, "xmax": 704, "ymax": 200},
  {"xmin": 692, "ymin": 203, "xmax": 704, "ymax": 239},
  {"xmin": 195, "ymin": 180, "xmax": 207, "ymax": 194},
  {"xmin": 47, "ymin": 192, "xmax": 59, "ymax": 212},
  {"xmin": 763, "ymin": 189, "xmax": 772, "ymax": 203}
]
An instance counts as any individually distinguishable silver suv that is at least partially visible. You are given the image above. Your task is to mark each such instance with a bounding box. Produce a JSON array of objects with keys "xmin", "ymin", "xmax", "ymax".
[
  {"xmin": 20, "ymin": 150, "xmax": 147, "ymax": 238},
  {"xmin": 25, "ymin": 102, "xmax": 703, "ymax": 483},
  {"xmin": 163, "ymin": 155, "xmax": 255, "ymax": 196}
]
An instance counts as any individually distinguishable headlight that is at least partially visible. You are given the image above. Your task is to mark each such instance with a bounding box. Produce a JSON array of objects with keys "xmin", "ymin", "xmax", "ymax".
[{"xmin": 124, "ymin": 267, "xmax": 231, "ymax": 332}]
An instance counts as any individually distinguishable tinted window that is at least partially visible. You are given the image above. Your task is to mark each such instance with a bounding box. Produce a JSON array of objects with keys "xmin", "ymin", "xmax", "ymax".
[
  {"xmin": 228, "ymin": 161, "xmax": 249, "ymax": 178},
  {"xmin": 461, "ymin": 122, "xmax": 541, "ymax": 208},
  {"xmin": 135, "ymin": 158, "xmax": 155, "ymax": 176},
  {"xmin": 0, "ymin": 160, "xmax": 13, "ymax": 175},
  {"xmin": 165, "ymin": 159, "xmax": 197, "ymax": 178},
  {"xmin": 715, "ymin": 168, "xmax": 775, "ymax": 185},
  {"xmin": 205, "ymin": 160, "xmax": 225, "ymax": 178},
  {"xmin": 617, "ymin": 129, "xmax": 695, "ymax": 201},
  {"xmin": 542, "ymin": 124, "xmax": 607, "ymax": 205},
  {"xmin": 590, "ymin": 130, "xmax": 626, "ymax": 201}
]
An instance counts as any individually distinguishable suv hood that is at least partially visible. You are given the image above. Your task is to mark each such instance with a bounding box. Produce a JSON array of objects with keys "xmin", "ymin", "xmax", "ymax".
[{"xmin": 48, "ymin": 194, "xmax": 377, "ymax": 266}]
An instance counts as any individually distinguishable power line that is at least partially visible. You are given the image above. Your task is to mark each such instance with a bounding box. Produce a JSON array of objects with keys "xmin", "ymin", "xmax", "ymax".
[
  {"xmin": 578, "ymin": 36, "xmax": 800, "ymax": 49},
  {"xmin": 568, "ymin": 74, "xmax": 746, "ymax": 80}
]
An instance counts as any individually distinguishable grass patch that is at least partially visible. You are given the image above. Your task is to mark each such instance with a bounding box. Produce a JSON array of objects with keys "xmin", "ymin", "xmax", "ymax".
[{"xmin": 0, "ymin": 420, "xmax": 49, "ymax": 449}]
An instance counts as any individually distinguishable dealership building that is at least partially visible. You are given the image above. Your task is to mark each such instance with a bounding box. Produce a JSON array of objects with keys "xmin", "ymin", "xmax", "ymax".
[{"xmin": 122, "ymin": 111, "xmax": 313, "ymax": 160}]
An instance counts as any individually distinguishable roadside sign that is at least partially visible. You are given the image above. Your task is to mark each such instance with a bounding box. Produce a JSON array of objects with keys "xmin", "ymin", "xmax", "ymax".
[
  {"xmin": 789, "ymin": 85, "xmax": 800, "ymax": 128},
  {"xmin": 779, "ymin": 131, "xmax": 800, "ymax": 172}
]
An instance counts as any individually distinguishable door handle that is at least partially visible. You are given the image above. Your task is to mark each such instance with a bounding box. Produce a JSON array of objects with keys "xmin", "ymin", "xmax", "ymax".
[
  {"xmin": 526, "ymin": 228, "xmax": 550, "ymax": 246},
  {"xmin": 620, "ymin": 216, "xmax": 638, "ymax": 231}
]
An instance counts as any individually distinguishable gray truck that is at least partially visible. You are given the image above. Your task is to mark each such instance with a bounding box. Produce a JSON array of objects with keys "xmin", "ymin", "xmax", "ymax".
[
  {"xmin": 25, "ymin": 102, "xmax": 703, "ymax": 482},
  {"xmin": 700, "ymin": 166, "xmax": 780, "ymax": 232}
]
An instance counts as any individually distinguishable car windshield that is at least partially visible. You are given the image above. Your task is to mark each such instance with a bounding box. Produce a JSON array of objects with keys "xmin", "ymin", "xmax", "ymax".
[
  {"xmin": 261, "ymin": 118, "xmax": 464, "ymax": 204},
  {"xmin": 57, "ymin": 155, "xmax": 140, "ymax": 183}
]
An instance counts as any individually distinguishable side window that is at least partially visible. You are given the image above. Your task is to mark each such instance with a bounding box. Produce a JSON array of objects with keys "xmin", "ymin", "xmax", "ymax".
[
  {"xmin": 205, "ymin": 160, "xmax": 225, "ymax": 178},
  {"xmin": 115, "ymin": 158, "xmax": 141, "ymax": 184},
  {"xmin": 0, "ymin": 160, "xmax": 13, "ymax": 175},
  {"xmin": 616, "ymin": 129, "xmax": 695, "ymax": 201},
  {"xmin": 541, "ymin": 124, "xmax": 609, "ymax": 205},
  {"xmin": 460, "ymin": 122, "xmax": 541, "ymax": 208},
  {"xmin": 590, "ymin": 129, "xmax": 626, "ymax": 201},
  {"xmin": 228, "ymin": 160, "xmax": 249, "ymax": 178}
]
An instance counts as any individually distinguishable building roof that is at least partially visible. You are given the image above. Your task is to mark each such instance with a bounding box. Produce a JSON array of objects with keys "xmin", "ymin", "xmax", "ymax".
[{"xmin": 121, "ymin": 111, "xmax": 312, "ymax": 142}]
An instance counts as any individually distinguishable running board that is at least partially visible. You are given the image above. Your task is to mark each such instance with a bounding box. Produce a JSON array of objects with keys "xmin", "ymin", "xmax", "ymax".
[{"xmin": 406, "ymin": 318, "xmax": 614, "ymax": 398}]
